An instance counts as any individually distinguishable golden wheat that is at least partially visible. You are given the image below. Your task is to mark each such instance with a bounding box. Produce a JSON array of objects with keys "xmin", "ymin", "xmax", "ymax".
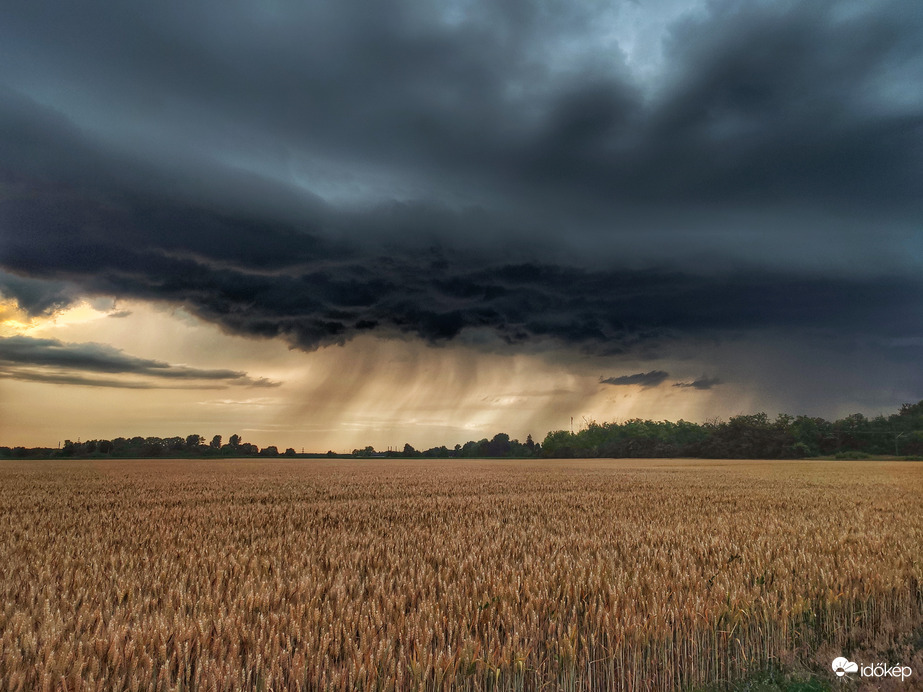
[{"xmin": 0, "ymin": 458, "xmax": 920, "ymax": 690}]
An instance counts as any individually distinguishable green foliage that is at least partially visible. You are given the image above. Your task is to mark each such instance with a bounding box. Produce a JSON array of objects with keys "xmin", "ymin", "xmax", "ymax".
[
  {"xmin": 696, "ymin": 668, "xmax": 831, "ymax": 692},
  {"xmin": 834, "ymin": 450, "xmax": 870, "ymax": 460},
  {"xmin": 539, "ymin": 400, "xmax": 923, "ymax": 459}
]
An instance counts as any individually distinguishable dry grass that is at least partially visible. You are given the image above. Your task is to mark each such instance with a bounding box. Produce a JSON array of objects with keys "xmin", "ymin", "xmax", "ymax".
[{"xmin": 0, "ymin": 458, "xmax": 920, "ymax": 691}]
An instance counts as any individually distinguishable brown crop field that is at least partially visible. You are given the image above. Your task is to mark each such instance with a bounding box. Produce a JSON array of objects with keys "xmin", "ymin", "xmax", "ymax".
[{"xmin": 0, "ymin": 458, "xmax": 921, "ymax": 691}]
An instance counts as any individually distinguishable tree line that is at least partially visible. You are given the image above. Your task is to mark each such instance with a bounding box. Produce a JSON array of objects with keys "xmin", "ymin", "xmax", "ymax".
[
  {"xmin": 352, "ymin": 433, "xmax": 540, "ymax": 459},
  {"xmin": 0, "ymin": 434, "xmax": 297, "ymax": 460},
  {"xmin": 2, "ymin": 401, "xmax": 922, "ymax": 460},
  {"xmin": 540, "ymin": 401, "xmax": 923, "ymax": 459}
]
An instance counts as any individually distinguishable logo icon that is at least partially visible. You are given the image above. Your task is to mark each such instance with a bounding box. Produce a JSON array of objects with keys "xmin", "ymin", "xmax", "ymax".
[{"xmin": 832, "ymin": 657, "xmax": 859, "ymax": 677}]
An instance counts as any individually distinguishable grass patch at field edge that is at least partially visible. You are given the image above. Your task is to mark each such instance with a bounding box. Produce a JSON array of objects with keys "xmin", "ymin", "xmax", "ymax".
[{"xmin": 694, "ymin": 667, "xmax": 831, "ymax": 692}]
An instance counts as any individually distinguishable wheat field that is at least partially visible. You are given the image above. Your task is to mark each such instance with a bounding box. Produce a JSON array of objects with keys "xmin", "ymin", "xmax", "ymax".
[{"xmin": 0, "ymin": 458, "xmax": 920, "ymax": 691}]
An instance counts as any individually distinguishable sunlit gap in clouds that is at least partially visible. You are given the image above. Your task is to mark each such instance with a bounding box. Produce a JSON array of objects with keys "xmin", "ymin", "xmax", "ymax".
[{"xmin": 0, "ymin": 297, "xmax": 117, "ymax": 336}]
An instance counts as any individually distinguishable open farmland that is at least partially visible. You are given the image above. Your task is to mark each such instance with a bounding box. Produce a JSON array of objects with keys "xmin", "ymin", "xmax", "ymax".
[{"xmin": 0, "ymin": 458, "xmax": 921, "ymax": 691}]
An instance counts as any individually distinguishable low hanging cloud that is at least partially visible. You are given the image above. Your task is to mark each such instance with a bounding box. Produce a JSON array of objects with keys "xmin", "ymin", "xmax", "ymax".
[
  {"xmin": 0, "ymin": 368, "xmax": 228, "ymax": 390},
  {"xmin": 673, "ymin": 377, "xmax": 722, "ymax": 390},
  {"xmin": 600, "ymin": 371, "xmax": 670, "ymax": 388},
  {"xmin": 0, "ymin": 335, "xmax": 279, "ymax": 389}
]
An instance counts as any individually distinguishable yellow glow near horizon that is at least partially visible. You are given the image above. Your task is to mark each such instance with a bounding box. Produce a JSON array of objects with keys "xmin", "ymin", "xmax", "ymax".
[{"xmin": 0, "ymin": 298, "xmax": 738, "ymax": 451}]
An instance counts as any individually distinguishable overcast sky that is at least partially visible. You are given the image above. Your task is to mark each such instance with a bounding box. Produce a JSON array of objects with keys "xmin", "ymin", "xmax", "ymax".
[{"xmin": 1, "ymin": 0, "xmax": 921, "ymax": 449}]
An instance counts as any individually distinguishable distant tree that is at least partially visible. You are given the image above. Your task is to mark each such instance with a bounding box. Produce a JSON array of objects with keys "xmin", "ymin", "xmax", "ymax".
[
  {"xmin": 210, "ymin": 435, "xmax": 222, "ymax": 449},
  {"xmin": 229, "ymin": 434, "xmax": 241, "ymax": 447},
  {"xmin": 260, "ymin": 446, "xmax": 279, "ymax": 457},
  {"xmin": 898, "ymin": 401, "xmax": 923, "ymax": 418},
  {"xmin": 284, "ymin": 448, "xmax": 296, "ymax": 457},
  {"xmin": 402, "ymin": 443, "xmax": 418, "ymax": 457},
  {"xmin": 833, "ymin": 413, "xmax": 872, "ymax": 453},
  {"xmin": 487, "ymin": 433, "xmax": 511, "ymax": 457},
  {"xmin": 186, "ymin": 434, "xmax": 203, "ymax": 448},
  {"xmin": 541, "ymin": 430, "xmax": 574, "ymax": 457},
  {"xmin": 144, "ymin": 437, "xmax": 164, "ymax": 457},
  {"xmin": 460, "ymin": 440, "xmax": 481, "ymax": 457},
  {"xmin": 789, "ymin": 416, "xmax": 828, "ymax": 457},
  {"xmin": 165, "ymin": 437, "xmax": 185, "ymax": 451}
]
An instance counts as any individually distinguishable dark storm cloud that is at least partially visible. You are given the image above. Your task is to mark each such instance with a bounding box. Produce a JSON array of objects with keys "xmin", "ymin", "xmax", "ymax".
[
  {"xmin": 0, "ymin": 336, "xmax": 279, "ymax": 388},
  {"xmin": 2, "ymin": 129, "xmax": 922, "ymax": 355},
  {"xmin": 0, "ymin": 0, "xmax": 921, "ymax": 360},
  {"xmin": 1, "ymin": 1, "xmax": 920, "ymax": 221},
  {"xmin": 632, "ymin": 2, "xmax": 923, "ymax": 208},
  {"xmin": 0, "ymin": 271, "xmax": 75, "ymax": 316},
  {"xmin": 601, "ymin": 371, "xmax": 671, "ymax": 388},
  {"xmin": 674, "ymin": 377, "xmax": 722, "ymax": 390}
]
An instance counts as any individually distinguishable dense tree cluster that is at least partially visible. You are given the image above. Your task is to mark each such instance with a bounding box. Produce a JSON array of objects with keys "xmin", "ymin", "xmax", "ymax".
[{"xmin": 540, "ymin": 401, "xmax": 923, "ymax": 459}]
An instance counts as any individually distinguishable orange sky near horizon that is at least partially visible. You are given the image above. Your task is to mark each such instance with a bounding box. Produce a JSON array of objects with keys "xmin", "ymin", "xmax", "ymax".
[{"xmin": 0, "ymin": 298, "xmax": 746, "ymax": 452}]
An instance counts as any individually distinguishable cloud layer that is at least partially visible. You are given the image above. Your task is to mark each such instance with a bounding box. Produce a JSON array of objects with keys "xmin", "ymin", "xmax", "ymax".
[
  {"xmin": 0, "ymin": 0, "xmax": 921, "ymax": 410},
  {"xmin": 0, "ymin": 336, "xmax": 277, "ymax": 388}
]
